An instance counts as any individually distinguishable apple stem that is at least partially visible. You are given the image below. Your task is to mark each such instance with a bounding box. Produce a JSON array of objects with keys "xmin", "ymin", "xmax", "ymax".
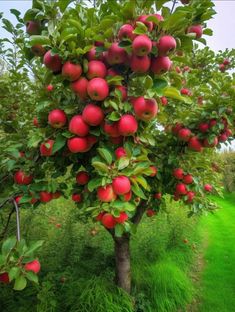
[{"xmin": 13, "ymin": 199, "xmax": 21, "ymax": 241}]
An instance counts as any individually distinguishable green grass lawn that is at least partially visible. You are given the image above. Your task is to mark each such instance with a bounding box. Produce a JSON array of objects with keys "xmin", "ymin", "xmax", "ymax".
[{"xmin": 198, "ymin": 193, "xmax": 235, "ymax": 312}]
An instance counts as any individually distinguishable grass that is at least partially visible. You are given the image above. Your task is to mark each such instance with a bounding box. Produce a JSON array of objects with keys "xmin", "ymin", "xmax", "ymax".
[{"xmin": 198, "ymin": 193, "xmax": 235, "ymax": 312}]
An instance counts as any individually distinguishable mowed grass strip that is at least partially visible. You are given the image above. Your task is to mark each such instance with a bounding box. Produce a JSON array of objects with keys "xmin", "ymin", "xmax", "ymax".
[{"xmin": 198, "ymin": 193, "xmax": 235, "ymax": 312}]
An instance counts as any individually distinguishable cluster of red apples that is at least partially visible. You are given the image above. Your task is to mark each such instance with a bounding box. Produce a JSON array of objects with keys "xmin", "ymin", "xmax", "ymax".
[{"xmin": 219, "ymin": 58, "xmax": 230, "ymax": 72}]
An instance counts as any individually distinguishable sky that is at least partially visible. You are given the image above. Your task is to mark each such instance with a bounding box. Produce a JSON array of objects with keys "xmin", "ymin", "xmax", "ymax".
[{"xmin": 0, "ymin": 0, "xmax": 235, "ymax": 150}]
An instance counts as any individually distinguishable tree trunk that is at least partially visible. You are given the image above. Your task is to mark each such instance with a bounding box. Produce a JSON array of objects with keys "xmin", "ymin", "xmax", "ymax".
[{"xmin": 114, "ymin": 234, "xmax": 131, "ymax": 294}]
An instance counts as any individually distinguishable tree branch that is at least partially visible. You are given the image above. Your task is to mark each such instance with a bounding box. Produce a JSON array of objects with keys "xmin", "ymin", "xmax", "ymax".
[
  {"xmin": 131, "ymin": 202, "xmax": 147, "ymax": 225},
  {"xmin": 0, "ymin": 207, "xmax": 15, "ymax": 241}
]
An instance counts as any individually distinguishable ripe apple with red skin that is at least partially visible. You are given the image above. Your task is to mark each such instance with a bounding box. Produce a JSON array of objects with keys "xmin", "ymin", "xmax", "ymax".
[
  {"xmin": 188, "ymin": 136, "xmax": 203, "ymax": 152},
  {"xmin": 173, "ymin": 168, "xmax": 184, "ymax": 180},
  {"xmin": 150, "ymin": 166, "xmax": 158, "ymax": 177},
  {"xmin": 101, "ymin": 213, "xmax": 117, "ymax": 229},
  {"xmin": 97, "ymin": 185, "xmax": 117, "ymax": 202},
  {"xmin": 115, "ymin": 85, "xmax": 127, "ymax": 101},
  {"xmin": 76, "ymin": 171, "xmax": 89, "ymax": 185},
  {"xmin": 225, "ymin": 129, "xmax": 232, "ymax": 137},
  {"xmin": 71, "ymin": 77, "xmax": 88, "ymax": 100},
  {"xmin": 136, "ymin": 15, "xmax": 153, "ymax": 31},
  {"xmin": 175, "ymin": 183, "xmax": 187, "ymax": 195},
  {"xmin": 40, "ymin": 139, "xmax": 54, "ymax": 156},
  {"xmin": 69, "ymin": 115, "xmax": 89, "ymax": 137},
  {"xmin": 40, "ymin": 191, "xmax": 53, "ymax": 203},
  {"xmin": 160, "ymin": 96, "xmax": 168, "ymax": 106},
  {"xmin": 183, "ymin": 174, "xmax": 193, "ymax": 184},
  {"xmin": 157, "ymin": 35, "xmax": 177, "ymax": 56},
  {"xmin": 118, "ymin": 24, "xmax": 135, "ymax": 41},
  {"xmin": 204, "ymin": 184, "xmax": 212, "ymax": 192},
  {"xmin": 86, "ymin": 60, "xmax": 107, "ymax": 79},
  {"xmin": 107, "ymin": 68, "xmax": 119, "ymax": 77},
  {"xmin": 115, "ymin": 147, "xmax": 127, "ymax": 159},
  {"xmin": 180, "ymin": 0, "xmax": 190, "ymax": 4},
  {"xmin": 112, "ymin": 176, "xmax": 131, "ymax": 195},
  {"xmin": 132, "ymin": 35, "xmax": 152, "ymax": 56},
  {"xmin": 46, "ymin": 84, "xmax": 53, "ymax": 92},
  {"xmin": 43, "ymin": 50, "xmax": 62, "ymax": 73},
  {"xmin": 186, "ymin": 191, "xmax": 195, "ymax": 203},
  {"xmin": 130, "ymin": 55, "xmax": 151, "ymax": 73},
  {"xmin": 106, "ymin": 43, "xmax": 128, "ymax": 65},
  {"xmin": 96, "ymin": 211, "xmax": 105, "ymax": 221},
  {"xmin": 146, "ymin": 209, "xmax": 156, "ymax": 217},
  {"xmin": 87, "ymin": 78, "xmax": 109, "ymax": 101},
  {"xmin": 198, "ymin": 122, "xmax": 209, "ymax": 133},
  {"xmin": 25, "ymin": 259, "xmax": 41, "ymax": 274},
  {"xmin": 123, "ymin": 191, "xmax": 132, "ymax": 202},
  {"xmin": 178, "ymin": 128, "xmax": 191, "ymax": 142},
  {"xmin": 31, "ymin": 44, "xmax": 46, "ymax": 56},
  {"xmin": 132, "ymin": 97, "xmax": 158, "ymax": 121},
  {"xmin": 209, "ymin": 119, "xmax": 217, "ymax": 128},
  {"xmin": 203, "ymin": 137, "xmax": 218, "ymax": 148},
  {"xmin": 118, "ymin": 114, "xmax": 138, "ymax": 136},
  {"xmin": 181, "ymin": 88, "xmax": 191, "ymax": 96},
  {"xmin": 33, "ymin": 117, "xmax": 39, "ymax": 127},
  {"xmin": 15, "ymin": 195, "xmax": 22, "ymax": 204},
  {"xmin": 187, "ymin": 25, "xmax": 203, "ymax": 38},
  {"xmin": 14, "ymin": 170, "xmax": 33, "ymax": 185},
  {"xmin": 86, "ymin": 47, "xmax": 104, "ymax": 61},
  {"xmin": 103, "ymin": 121, "xmax": 120, "ymax": 137},
  {"xmin": 154, "ymin": 192, "xmax": 162, "ymax": 200},
  {"xmin": 82, "ymin": 104, "xmax": 104, "ymax": 126},
  {"xmin": 223, "ymin": 58, "xmax": 230, "ymax": 66},
  {"xmin": 219, "ymin": 64, "xmax": 225, "ymax": 72},
  {"xmin": 115, "ymin": 212, "xmax": 128, "ymax": 224},
  {"xmin": 0, "ymin": 272, "xmax": 9, "ymax": 284},
  {"xmin": 62, "ymin": 61, "xmax": 82, "ymax": 81},
  {"xmin": 48, "ymin": 109, "xmax": 66, "ymax": 128},
  {"xmin": 26, "ymin": 21, "xmax": 41, "ymax": 35},
  {"xmin": 151, "ymin": 13, "xmax": 164, "ymax": 23},
  {"xmin": 218, "ymin": 133, "xmax": 228, "ymax": 142},
  {"xmin": 151, "ymin": 56, "xmax": 172, "ymax": 74},
  {"xmin": 67, "ymin": 137, "xmax": 89, "ymax": 153},
  {"xmin": 72, "ymin": 194, "xmax": 82, "ymax": 202},
  {"xmin": 172, "ymin": 123, "xmax": 183, "ymax": 135}
]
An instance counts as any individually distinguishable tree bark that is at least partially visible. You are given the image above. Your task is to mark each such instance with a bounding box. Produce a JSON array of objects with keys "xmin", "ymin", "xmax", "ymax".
[{"xmin": 113, "ymin": 234, "xmax": 131, "ymax": 294}]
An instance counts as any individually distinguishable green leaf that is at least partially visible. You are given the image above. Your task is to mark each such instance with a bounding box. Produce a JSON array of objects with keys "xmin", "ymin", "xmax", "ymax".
[
  {"xmin": 2, "ymin": 18, "xmax": 14, "ymax": 34},
  {"xmin": 163, "ymin": 86, "xmax": 192, "ymax": 104},
  {"xmin": 28, "ymin": 35, "xmax": 50, "ymax": 47},
  {"xmin": 9, "ymin": 267, "xmax": 21, "ymax": 281},
  {"xmin": 108, "ymin": 111, "xmax": 120, "ymax": 122},
  {"xmin": 24, "ymin": 240, "xmax": 44, "ymax": 256},
  {"xmin": 52, "ymin": 134, "xmax": 66, "ymax": 154},
  {"xmin": 10, "ymin": 9, "xmax": 24, "ymax": 23},
  {"xmin": 23, "ymin": 8, "xmax": 40, "ymax": 22},
  {"xmin": 88, "ymin": 177, "xmax": 103, "ymax": 192},
  {"xmin": 117, "ymin": 157, "xmax": 130, "ymax": 170},
  {"xmin": 58, "ymin": 0, "xmax": 74, "ymax": 12},
  {"xmin": 133, "ymin": 22, "xmax": 148, "ymax": 35},
  {"xmin": 131, "ymin": 183, "xmax": 147, "ymax": 199},
  {"xmin": 92, "ymin": 161, "xmax": 109, "ymax": 174},
  {"xmin": 115, "ymin": 224, "xmax": 124, "ymax": 237},
  {"xmin": 14, "ymin": 276, "xmax": 27, "ymax": 291},
  {"xmin": 97, "ymin": 148, "xmax": 113, "ymax": 165},
  {"xmin": 155, "ymin": 0, "xmax": 170, "ymax": 10},
  {"xmin": 135, "ymin": 176, "xmax": 149, "ymax": 190},
  {"xmin": 2, "ymin": 237, "xmax": 17, "ymax": 256},
  {"xmin": 122, "ymin": 1, "xmax": 135, "ymax": 19},
  {"xmin": 25, "ymin": 271, "xmax": 38, "ymax": 283}
]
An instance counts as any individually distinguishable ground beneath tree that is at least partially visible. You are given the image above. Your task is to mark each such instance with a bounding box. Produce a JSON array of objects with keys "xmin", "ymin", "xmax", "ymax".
[{"xmin": 188, "ymin": 193, "xmax": 235, "ymax": 312}]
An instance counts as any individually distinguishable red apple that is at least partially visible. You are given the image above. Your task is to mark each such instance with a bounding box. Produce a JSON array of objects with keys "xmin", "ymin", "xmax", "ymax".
[
  {"xmin": 86, "ymin": 46, "xmax": 104, "ymax": 61},
  {"xmin": 136, "ymin": 15, "xmax": 153, "ymax": 31},
  {"xmin": 203, "ymin": 137, "xmax": 218, "ymax": 148},
  {"xmin": 76, "ymin": 171, "xmax": 89, "ymax": 185},
  {"xmin": 198, "ymin": 122, "xmax": 209, "ymax": 133},
  {"xmin": 175, "ymin": 183, "xmax": 187, "ymax": 195},
  {"xmin": 67, "ymin": 137, "xmax": 89, "ymax": 153},
  {"xmin": 40, "ymin": 139, "xmax": 54, "ymax": 156},
  {"xmin": 14, "ymin": 170, "xmax": 33, "ymax": 185},
  {"xmin": 160, "ymin": 96, "xmax": 168, "ymax": 106},
  {"xmin": 82, "ymin": 104, "xmax": 104, "ymax": 126},
  {"xmin": 96, "ymin": 211, "xmax": 105, "ymax": 221},
  {"xmin": 31, "ymin": 44, "xmax": 46, "ymax": 56},
  {"xmin": 172, "ymin": 123, "xmax": 183, "ymax": 135},
  {"xmin": 146, "ymin": 209, "xmax": 156, "ymax": 217},
  {"xmin": 103, "ymin": 121, "xmax": 120, "ymax": 137},
  {"xmin": 33, "ymin": 117, "xmax": 39, "ymax": 127},
  {"xmin": 106, "ymin": 43, "xmax": 128, "ymax": 65},
  {"xmin": 123, "ymin": 191, "xmax": 132, "ymax": 202},
  {"xmin": 223, "ymin": 58, "xmax": 230, "ymax": 66},
  {"xmin": 118, "ymin": 114, "xmax": 138, "ymax": 136},
  {"xmin": 130, "ymin": 54, "xmax": 151, "ymax": 73},
  {"xmin": 173, "ymin": 168, "xmax": 184, "ymax": 180},
  {"xmin": 0, "ymin": 272, "xmax": 9, "ymax": 284},
  {"xmin": 132, "ymin": 35, "xmax": 152, "ymax": 56},
  {"xmin": 26, "ymin": 21, "xmax": 41, "ymax": 35},
  {"xmin": 157, "ymin": 35, "xmax": 176, "ymax": 56},
  {"xmin": 204, "ymin": 184, "xmax": 212, "ymax": 192},
  {"xmin": 219, "ymin": 64, "xmax": 225, "ymax": 72},
  {"xmin": 188, "ymin": 136, "xmax": 203, "ymax": 152},
  {"xmin": 39, "ymin": 191, "xmax": 53, "ymax": 203},
  {"xmin": 87, "ymin": 60, "xmax": 107, "ymax": 79},
  {"xmin": 154, "ymin": 192, "xmax": 162, "ymax": 200},
  {"xmin": 186, "ymin": 191, "xmax": 195, "ymax": 203},
  {"xmin": 115, "ymin": 147, "xmax": 127, "ymax": 159},
  {"xmin": 151, "ymin": 56, "xmax": 172, "ymax": 74},
  {"xmin": 115, "ymin": 85, "xmax": 127, "ymax": 101},
  {"xmin": 107, "ymin": 68, "xmax": 119, "ymax": 77},
  {"xmin": 218, "ymin": 132, "xmax": 228, "ymax": 142},
  {"xmin": 48, "ymin": 109, "xmax": 67, "ymax": 128},
  {"xmin": 72, "ymin": 194, "xmax": 82, "ymax": 202},
  {"xmin": 69, "ymin": 115, "xmax": 89, "ymax": 137},
  {"xmin": 24, "ymin": 259, "xmax": 41, "ymax": 273},
  {"xmin": 43, "ymin": 50, "xmax": 62, "ymax": 72},
  {"xmin": 97, "ymin": 184, "xmax": 117, "ymax": 202},
  {"xmin": 115, "ymin": 212, "xmax": 128, "ymax": 224},
  {"xmin": 46, "ymin": 84, "xmax": 53, "ymax": 92},
  {"xmin": 181, "ymin": 88, "xmax": 191, "ymax": 96},
  {"xmin": 133, "ymin": 97, "xmax": 158, "ymax": 121},
  {"xmin": 209, "ymin": 119, "xmax": 217, "ymax": 128},
  {"xmin": 71, "ymin": 77, "xmax": 88, "ymax": 100},
  {"xmin": 118, "ymin": 24, "xmax": 135, "ymax": 41},
  {"xmin": 187, "ymin": 24, "xmax": 203, "ymax": 38},
  {"xmin": 178, "ymin": 128, "xmax": 191, "ymax": 142},
  {"xmin": 183, "ymin": 174, "xmax": 193, "ymax": 184},
  {"xmin": 15, "ymin": 195, "xmax": 22, "ymax": 204},
  {"xmin": 62, "ymin": 61, "xmax": 82, "ymax": 81},
  {"xmin": 112, "ymin": 176, "xmax": 131, "ymax": 195},
  {"xmin": 101, "ymin": 213, "xmax": 117, "ymax": 229},
  {"xmin": 150, "ymin": 166, "xmax": 158, "ymax": 177},
  {"xmin": 87, "ymin": 78, "xmax": 109, "ymax": 101}
]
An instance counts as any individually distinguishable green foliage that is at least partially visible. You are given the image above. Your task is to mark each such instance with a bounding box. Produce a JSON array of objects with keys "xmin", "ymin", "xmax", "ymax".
[{"xmin": 219, "ymin": 151, "xmax": 235, "ymax": 192}]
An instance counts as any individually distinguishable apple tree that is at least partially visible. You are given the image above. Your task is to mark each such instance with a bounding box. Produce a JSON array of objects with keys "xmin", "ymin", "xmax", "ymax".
[{"xmin": 0, "ymin": 0, "xmax": 235, "ymax": 293}]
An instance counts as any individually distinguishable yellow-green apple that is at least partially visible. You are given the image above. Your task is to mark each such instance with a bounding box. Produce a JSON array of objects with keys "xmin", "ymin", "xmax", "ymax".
[{"xmin": 87, "ymin": 77, "xmax": 109, "ymax": 101}]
